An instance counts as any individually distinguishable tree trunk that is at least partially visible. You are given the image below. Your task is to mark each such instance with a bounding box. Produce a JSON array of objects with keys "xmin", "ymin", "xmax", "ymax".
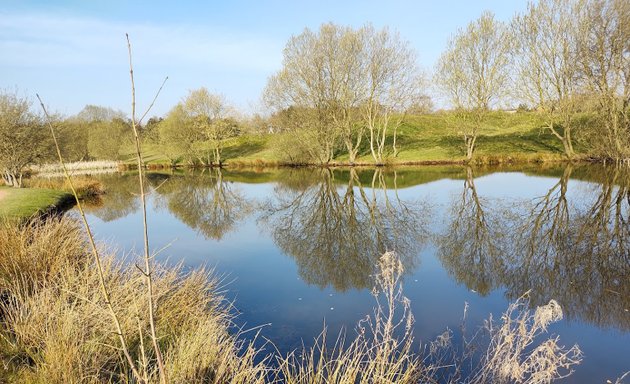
[
  {"xmin": 392, "ymin": 124, "xmax": 399, "ymax": 157},
  {"xmin": 561, "ymin": 137, "xmax": 574, "ymax": 160},
  {"xmin": 3, "ymin": 171, "xmax": 22, "ymax": 188},
  {"xmin": 465, "ymin": 134, "xmax": 477, "ymax": 161}
]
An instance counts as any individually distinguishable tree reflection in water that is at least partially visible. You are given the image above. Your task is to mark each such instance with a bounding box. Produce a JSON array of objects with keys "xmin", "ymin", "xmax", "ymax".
[
  {"xmin": 84, "ymin": 173, "xmax": 140, "ymax": 222},
  {"xmin": 439, "ymin": 164, "xmax": 630, "ymax": 330},
  {"xmin": 154, "ymin": 168, "xmax": 252, "ymax": 240},
  {"xmin": 437, "ymin": 167, "xmax": 508, "ymax": 296},
  {"xmin": 260, "ymin": 168, "xmax": 431, "ymax": 291}
]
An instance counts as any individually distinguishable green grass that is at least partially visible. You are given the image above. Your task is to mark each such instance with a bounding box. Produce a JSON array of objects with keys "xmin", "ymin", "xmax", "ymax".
[
  {"xmin": 0, "ymin": 186, "xmax": 73, "ymax": 220},
  {"xmin": 121, "ymin": 111, "xmax": 573, "ymax": 167}
]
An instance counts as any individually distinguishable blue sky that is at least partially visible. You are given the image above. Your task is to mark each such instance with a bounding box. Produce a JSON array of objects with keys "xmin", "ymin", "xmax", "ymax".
[{"xmin": 1, "ymin": 0, "xmax": 529, "ymax": 117}]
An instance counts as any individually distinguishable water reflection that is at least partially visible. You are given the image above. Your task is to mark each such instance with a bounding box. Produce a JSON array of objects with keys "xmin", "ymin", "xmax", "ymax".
[
  {"xmin": 82, "ymin": 165, "xmax": 629, "ymax": 331},
  {"xmin": 437, "ymin": 167, "xmax": 508, "ymax": 296},
  {"xmin": 153, "ymin": 169, "xmax": 252, "ymax": 240},
  {"xmin": 84, "ymin": 174, "xmax": 140, "ymax": 221},
  {"xmin": 260, "ymin": 168, "xmax": 430, "ymax": 291},
  {"xmin": 439, "ymin": 164, "xmax": 630, "ymax": 330}
]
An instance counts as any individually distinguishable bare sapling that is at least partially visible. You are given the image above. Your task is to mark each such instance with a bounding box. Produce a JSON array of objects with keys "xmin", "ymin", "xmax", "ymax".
[
  {"xmin": 36, "ymin": 95, "xmax": 143, "ymax": 382},
  {"xmin": 126, "ymin": 33, "xmax": 169, "ymax": 384}
]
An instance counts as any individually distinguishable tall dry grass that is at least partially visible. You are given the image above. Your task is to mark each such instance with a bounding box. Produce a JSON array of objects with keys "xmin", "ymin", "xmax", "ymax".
[
  {"xmin": 25, "ymin": 176, "xmax": 105, "ymax": 200},
  {"xmin": 33, "ymin": 160, "xmax": 121, "ymax": 176},
  {"xmin": 469, "ymin": 295, "xmax": 583, "ymax": 384},
  {"xmin": 275, "ymin": 252, "xmax": 426, "ymax": 383},
  {"xmin": 0, "ymin": 217, "xmax": 268, "ymax": 383}
]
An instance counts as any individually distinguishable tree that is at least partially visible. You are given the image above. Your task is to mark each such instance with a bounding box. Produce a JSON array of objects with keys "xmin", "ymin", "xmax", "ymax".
[
  {"xmin": 435, "ymin": 11, "xmax": 511, "ymax": 161},
  {"xmin": 76, "ymin": 104, "xmax": 126, "ymax": 122},
  {"xmin": 157, "ymin": 104, "xmax": 199, "ymax": 166},
  {"xmin": 577, "ymin": 0, "xmax": 630, "ymax": 159},
  {"xmin": 183, "ymin": 88, "xmax": 237, "ymax": 165},
  {"xmin": 265, "ymin": 23, "xmax": 422, "ymax": 164},
  {"xmin": 86, "ymin": 118, "xmax": 130, "ymax": 160},
  {"xmin": 511, "ymin": 0, "xmax": 583, "ymax": 159},
  {"xmin": 0, "ymin": 91, "xmax": 51, "ymax": 187},
  {"xmin": 74, "ymin": 104, "xmax": 130, "ymax": 160},
  {"xmin": 264, "ymin": 24, "xmax": 358, "ymax": 164},
  {"xmin": 362, "ymin": 25, "xmax": 422, "ymax": 163}
]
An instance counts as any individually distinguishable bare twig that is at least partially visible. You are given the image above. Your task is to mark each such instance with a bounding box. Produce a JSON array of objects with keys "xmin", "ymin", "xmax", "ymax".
[
  {"xmin": 36, "ymin": 94, "xmax": 143, "ymax": 382},
  {"xmin": 126, "ymin": 33, "xmax": 169, "ymax": 384}
]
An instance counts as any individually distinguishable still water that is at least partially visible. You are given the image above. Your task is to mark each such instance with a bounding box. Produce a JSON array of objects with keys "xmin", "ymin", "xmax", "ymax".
[{"xmin": 78, "ymin": 164, "xmax": 629, "ymax": 382}]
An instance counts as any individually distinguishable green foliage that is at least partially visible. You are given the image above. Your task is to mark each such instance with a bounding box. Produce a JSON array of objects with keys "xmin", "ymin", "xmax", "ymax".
[
  {"xmin": 0, "ymin": 91, "xmax": 53, "ymax": 187},
  {"xmin": 87, "ymin": 118, "xmax": 131, "ymax": 160}
]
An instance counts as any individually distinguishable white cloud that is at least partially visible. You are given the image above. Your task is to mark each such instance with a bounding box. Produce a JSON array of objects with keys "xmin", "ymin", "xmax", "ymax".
[{"xmin": 0, "ymin": 12, "xmax": 283, "ymax": 71}]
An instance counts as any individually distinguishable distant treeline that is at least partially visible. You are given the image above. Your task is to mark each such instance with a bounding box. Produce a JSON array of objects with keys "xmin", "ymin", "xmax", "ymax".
[{"xmin": 1, "ymin": 0, "xmax": 628, "ymax": 186}]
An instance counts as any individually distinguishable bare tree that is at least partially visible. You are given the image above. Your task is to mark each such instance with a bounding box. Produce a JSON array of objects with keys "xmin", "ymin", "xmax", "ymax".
[
  {"xmin": 0, "ymin": 91, "xmax": 51, "ymax": 187},
  {"xmin": 183, "ymin": 88, "xmax": 238, "ymax": 166},
  {"xmin": 577, "ymin": 0, "xmax": 630, "ymax": 159},
  {"xmin": 435, "ymin": 11, "xmax": 511, "ymax": 161},
  {"xmin": 264, "ymin": 23, "xmax": 422, "ymax": 164},
  {"xmin": 363, "ymin": 25, "xmax": 422, "ymax": 163},
  {"xmin": 511, "ymin": 0, "xmax": 583, "ymax": 159},
  {"xmin": 264, "ymin": 24, "xmax": 362, "ymax": 164}
]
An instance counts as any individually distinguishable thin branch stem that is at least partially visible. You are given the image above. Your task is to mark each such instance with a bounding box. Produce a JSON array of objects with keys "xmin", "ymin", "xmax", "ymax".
[
  {"xmin": 126, "ymin": 33, "xmax": 168, "ymax": 384},
  {"xmin": 138, "ymin": 76, "xmax": 169, "ymax": 126},
  {"xmin": 36, "ymin": 94, "xmax": 143, "ymax": 383}
]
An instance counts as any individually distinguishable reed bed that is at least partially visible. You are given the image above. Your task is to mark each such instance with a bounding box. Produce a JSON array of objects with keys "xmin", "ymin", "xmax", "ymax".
[{"xmin": 33, "ymin": 161, "xmax": 122, "ymax": 178}]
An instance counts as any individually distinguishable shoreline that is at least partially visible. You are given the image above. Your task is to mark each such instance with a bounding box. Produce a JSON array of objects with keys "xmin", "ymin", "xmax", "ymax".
[
  {"xmin": 126, "ymin": 154, "xmax": 599, "ymax": 171},
  {"xmin": 0, "ymin": 186, "xmax": 75, "ymax": 221}
]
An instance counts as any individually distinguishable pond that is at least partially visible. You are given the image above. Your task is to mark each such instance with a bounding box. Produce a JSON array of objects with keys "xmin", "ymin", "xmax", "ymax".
[{"xmin": 75, "ymin": 164, "xmax": 629, "ymax": 382}]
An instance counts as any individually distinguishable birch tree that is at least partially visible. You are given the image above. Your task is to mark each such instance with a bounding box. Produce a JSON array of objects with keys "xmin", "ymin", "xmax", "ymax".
[
  {"xmin": 265, "ymin": 23, "xmax": 422, "ymax": 164},
  {"xmin": 435, "ymin": 11, "xmax": 511, "ymax": 161},
  {"xmin": 183, "ymin": 88, "xmax": 237, "ymax": 165},
  {"xmin": 512, "ymin": 0, "xmax": 583, "ymax": 159},
  {"xmin": 363, "ymin": 26, "xmax": 421, "ymax": 163},
  {"xmin": 577, "ymin": 0, "xmax": 630, "ymax": 159}
]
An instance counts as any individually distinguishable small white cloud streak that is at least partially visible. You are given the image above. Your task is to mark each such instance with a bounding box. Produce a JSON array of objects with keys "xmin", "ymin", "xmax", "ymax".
[{"xmin": 0, "ymin": 12, "xmax": 283, "ymax": 71}]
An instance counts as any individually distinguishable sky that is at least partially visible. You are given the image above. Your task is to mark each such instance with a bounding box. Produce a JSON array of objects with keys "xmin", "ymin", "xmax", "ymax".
[{"xmin": 1, "ymin": 0, "xmax": 530, "ymax": 118}]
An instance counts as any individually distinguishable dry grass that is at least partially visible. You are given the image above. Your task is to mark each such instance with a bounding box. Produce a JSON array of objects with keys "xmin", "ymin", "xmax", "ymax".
[
  {"xmin": 33, "ymin": 161, "xmax": 121, "ymax": 175},
  {"xmin": 469, "ymin": 294, "xmax": 583, "ymax": 384},
  {"xmin": 275, "ymin": 252, "xmax": 583, "ymax": 384},
  {"xmin": 275, "ymin": 252, "xmax": 426, "ymax": 384},
  {"xmin": 25, "ymin": 176, "xmax": 105, "ymax": 199},
  {"xmin": 0, "ymin": 218, "xmax": 268, "ymax": 383},
  {"xmin": 0, "ymin": 217, "xmax": 85, "ymax": 296}
]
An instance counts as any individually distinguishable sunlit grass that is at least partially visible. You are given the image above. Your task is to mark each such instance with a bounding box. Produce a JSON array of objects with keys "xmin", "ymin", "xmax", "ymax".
[
  {"xmin": 0, "ymin": 186, "xmax": 72, "ymax": 220},
  {"xmin": 120, "ymin": 111, "xmax": 571, "ymax": 166}
]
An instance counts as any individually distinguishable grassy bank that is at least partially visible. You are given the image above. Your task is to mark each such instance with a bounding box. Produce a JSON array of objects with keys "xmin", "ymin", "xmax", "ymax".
[
  {"xmin": 122, "ymin": 111, "xmax": 577, "ymax": 168},
  {"xmin": 0, "ymin": 186, "xmax": 73, "ymax": 221}
]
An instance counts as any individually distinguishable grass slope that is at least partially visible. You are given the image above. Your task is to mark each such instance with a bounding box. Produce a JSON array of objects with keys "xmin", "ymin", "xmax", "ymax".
[
  {"xmin": 121, "ymin": 111, "xmax": 572, "ymax": 166},
  {"xmin": 0, "ymin": 186, "xmax": 73, "ymax": 220}
]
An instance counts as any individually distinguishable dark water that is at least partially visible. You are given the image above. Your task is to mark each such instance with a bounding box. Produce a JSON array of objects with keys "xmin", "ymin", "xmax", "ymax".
[{"xmin": 77, "ymin": 164, "xmax": 629, "ymax": 382}]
